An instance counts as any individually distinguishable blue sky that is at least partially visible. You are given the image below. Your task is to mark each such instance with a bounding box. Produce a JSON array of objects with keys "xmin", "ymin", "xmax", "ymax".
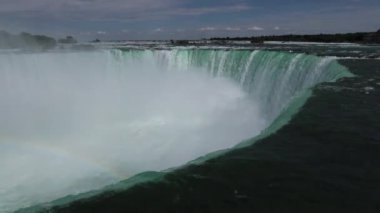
[{"xmin": 0, "ymin": 0, "xmax": 379, "ymax": 40}]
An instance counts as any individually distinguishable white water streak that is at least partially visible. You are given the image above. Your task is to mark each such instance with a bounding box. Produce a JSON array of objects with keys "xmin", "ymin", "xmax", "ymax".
[{"xmin": 240, "ymin": 50, "xmax": 259, "ymax": 85}]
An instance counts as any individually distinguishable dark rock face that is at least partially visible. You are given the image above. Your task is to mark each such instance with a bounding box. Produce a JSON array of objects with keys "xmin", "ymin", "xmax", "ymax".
[{"xmin": 24, "ymin": 59, "xmax": 380, "ymax": 213}]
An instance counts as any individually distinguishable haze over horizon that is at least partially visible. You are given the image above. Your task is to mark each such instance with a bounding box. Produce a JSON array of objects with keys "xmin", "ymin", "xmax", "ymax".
[{"xmin": 0, "ymin": 0, "xmax": 379, "ymax": 41}]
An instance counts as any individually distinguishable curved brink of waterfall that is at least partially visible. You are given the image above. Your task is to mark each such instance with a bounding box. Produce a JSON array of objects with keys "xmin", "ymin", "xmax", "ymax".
[
  {"xmin": 3, "ymin": 49, "xmax": 353, "ymax": 213},
  {"xmin": 121, "ymin": 49, "xmax": 352, "ymax": 122},
  {"xmin": 114, "ymin": 49, "xmax": 353, "ymax": 163}
]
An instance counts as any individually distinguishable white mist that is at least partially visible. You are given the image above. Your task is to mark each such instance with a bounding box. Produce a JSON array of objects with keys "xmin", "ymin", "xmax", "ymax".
[{"xmin": 0, "ymin": 50, "xmax": 265, "ymax": 212}]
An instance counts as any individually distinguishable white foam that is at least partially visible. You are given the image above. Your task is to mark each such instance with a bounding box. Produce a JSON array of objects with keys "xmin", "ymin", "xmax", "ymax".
[{"xmin": 0, "ymin": 50, "xmax": 264, "ymax": 212}]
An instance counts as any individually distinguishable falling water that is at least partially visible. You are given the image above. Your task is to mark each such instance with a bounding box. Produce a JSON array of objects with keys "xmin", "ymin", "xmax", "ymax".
[{"xmin": 0, "ymin": 49, "xmax": 351, "ymax": 212}]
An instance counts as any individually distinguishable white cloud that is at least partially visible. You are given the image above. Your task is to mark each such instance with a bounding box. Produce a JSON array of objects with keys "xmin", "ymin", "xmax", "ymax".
[
  {"xmin": 248, "ymin": 26, "xmax": 264, "ymax": 31},
  {"xmin": 97, "ymin": 31, "xmax": 106, "ymax": 34},
  {"xmin": 78, "ymin": 31, "xmax": 93, "ymax": 35},
  {"xmin": 170, "ymin": 4, "xmax": 252, "ymax": 16},
  {"xmin": 0, "ymin": 0, "xmax": 177, "ymax": 12},
  {"xmin": 225, "ymin": 27, "xmax": 241, "ymax": 31},
  {"xmin": 0, "ymin": 1, "xmax": 251, "ymax": 20},
  {"xmin": 1, "ymin": 0, "xmax": 379, "ymax": 40},
  {"xmin": 198, "ymin": 27, "xmax": 216, "ymax": 31}
]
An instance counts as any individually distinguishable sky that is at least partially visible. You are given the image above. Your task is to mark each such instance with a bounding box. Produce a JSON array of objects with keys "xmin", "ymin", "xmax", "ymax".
[{"xmin": 0, "ymin": 0, "xmax": 379, "ymax": 40}]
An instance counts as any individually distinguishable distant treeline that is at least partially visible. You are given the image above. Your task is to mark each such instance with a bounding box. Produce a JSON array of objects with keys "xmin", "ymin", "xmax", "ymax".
[
  {"xmin": 210, "ymin": 30, "xmax": 380, "ymax": 44},
  {"xmin": 0, "ymin": 31, "xmax": 57, "ymax": 50},
  {"xmin": 0, "ymin": 31, "xmax": 78, "ymax": 50}
]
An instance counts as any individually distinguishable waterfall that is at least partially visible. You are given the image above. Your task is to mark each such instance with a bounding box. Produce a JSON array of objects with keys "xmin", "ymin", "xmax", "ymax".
[
  {"xmin": 0, "ymin": 49, "xmax": 352, "ymax": 212},
  {"xmin": 117, "ymin": 49, "xmax": 351, "ymax": 122}
]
